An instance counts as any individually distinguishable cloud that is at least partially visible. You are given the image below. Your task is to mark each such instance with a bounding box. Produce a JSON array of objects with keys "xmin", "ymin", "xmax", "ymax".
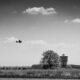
[
  {"xmin": 18, "ymin": 40, "xmax": 48, "ymax": 49},
  {"xmin": 64, "ymin": 18, "xmax": 80, "ymax": 24},
  {"xmin": 4, "ymin": 37, "xmax": 18, "ymax": 43},
  {"xmin": 72, "ymin": 18, "xmax": 80, "ymax": 23},
  {"xmin": 25, "ymin": 40, "xmax": 47, "ymax": 45},
  {"xmin": 23, "ymin": 7, "xmax": 56, "ymax": 15}
]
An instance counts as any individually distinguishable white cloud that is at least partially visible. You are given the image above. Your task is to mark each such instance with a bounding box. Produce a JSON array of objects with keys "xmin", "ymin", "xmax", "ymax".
[
  {"xmin": 25, "ymin": 40, "xmax": 47, "ymax": 45},
  {"xmin": 72, "ymin": 18, "xmax": 80, "ymax": 23},
  {"xmin": 23, "ymin": 7, "xmax": 56, "ymax": 15},
  {"xmin": 4, "ymin": 37, "xmax": 18, "ymax": 43},
  {"xmin": 64, "ymin": 18, "xmax": 80, "ymax": 24},
  {"xmin": 18, "ymin": 40, "xmax": 48, "ymax": 49}
]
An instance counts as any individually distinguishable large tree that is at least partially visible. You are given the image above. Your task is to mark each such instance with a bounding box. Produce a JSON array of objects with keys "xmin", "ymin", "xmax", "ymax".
[{"xmin": 40, "ymin": 50, "xmax": 61, "ymax": 69}]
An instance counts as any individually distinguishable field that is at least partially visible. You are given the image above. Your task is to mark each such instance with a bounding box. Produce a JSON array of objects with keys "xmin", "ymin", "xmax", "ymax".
[
  {"xmin": 0, "ymin": 79, "xmax": 79, "ymax": 80},
  {"xmin": 0, "ymin": 68, "xmax": 80, "ymax": 79}
]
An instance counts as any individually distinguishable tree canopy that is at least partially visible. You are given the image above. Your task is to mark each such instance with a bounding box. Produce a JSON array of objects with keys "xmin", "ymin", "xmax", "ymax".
[{"xmin": 40, "ymin": 50, "xmax": 61, "ymax": 69}]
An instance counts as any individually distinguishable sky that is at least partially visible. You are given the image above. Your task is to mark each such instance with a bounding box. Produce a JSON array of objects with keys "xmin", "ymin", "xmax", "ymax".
[{"xmin": 0, "ymin": 0, "xmax": 80, "ymax": 66}]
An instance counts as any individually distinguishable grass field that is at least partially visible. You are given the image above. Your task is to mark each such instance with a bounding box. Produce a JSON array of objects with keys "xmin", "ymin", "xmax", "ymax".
[
  {"xmin": 0, "ymin": 68, "xmax": 80, "ymax": 79},
  {"xmin": 0, "ymin": 79, "xmax": 79, "ymax": 80}
]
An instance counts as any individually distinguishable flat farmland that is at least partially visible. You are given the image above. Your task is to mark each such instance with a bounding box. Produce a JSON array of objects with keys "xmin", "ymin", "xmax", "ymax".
[
  {"xmin": 0, "ymin": 79, "xmax": 79, "ymax": 80},
  {"xmin": 0, "ymin": 68, "xmax": 80, "ymax": 79}
]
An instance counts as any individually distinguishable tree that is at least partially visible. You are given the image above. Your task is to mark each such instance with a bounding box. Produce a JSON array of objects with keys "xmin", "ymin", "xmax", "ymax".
[{"xmin": 40, "ymin": 50, "xmax": 61, "ymax": 69}]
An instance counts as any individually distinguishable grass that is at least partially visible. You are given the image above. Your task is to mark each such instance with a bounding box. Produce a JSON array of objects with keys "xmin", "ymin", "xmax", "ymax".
[
  {"xmin": 0, "ymin": 68, "xmax": 80, "ymax": 79},
  {"xmin": 0, "ymin": 79, "xmax": 79, "ymax": 80}
]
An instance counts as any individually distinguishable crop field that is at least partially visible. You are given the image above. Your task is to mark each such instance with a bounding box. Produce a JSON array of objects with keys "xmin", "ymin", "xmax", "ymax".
[{"xmin": 0, "ymin": 79, "xmax": 79, "ymax": 80}]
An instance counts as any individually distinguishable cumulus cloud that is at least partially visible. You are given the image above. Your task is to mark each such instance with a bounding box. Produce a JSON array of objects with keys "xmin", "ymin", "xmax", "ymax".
[
  {"xmin": 72, "ymin": 18, "xmax": 80, "ymax": 23},
  {"xmin": 23, "ymin": 7, "xmax": 56, "ymax": 15},
  {"xmin": 4, "ymin": 37, "xmax": 18, "ymax": 43}
]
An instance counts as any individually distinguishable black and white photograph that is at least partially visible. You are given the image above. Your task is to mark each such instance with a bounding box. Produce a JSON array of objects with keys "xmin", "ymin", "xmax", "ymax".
[{"xmin": 0, "ymin": 0, "xmax": 80, "ymax": 79}]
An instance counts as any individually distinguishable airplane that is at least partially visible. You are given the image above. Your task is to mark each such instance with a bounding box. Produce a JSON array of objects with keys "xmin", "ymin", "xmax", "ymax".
[{"xmin": 16, "ymin": 40, "xmax": 22, "ymax": 43}]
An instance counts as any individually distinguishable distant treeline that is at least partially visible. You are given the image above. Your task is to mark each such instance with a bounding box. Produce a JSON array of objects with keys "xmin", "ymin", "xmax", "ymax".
[
  {"xmin": 0, "ymin": 66, "xmax": 31, "ymax": 70},
  {"xmin": 0, "ymin": 64, "xmax": 80, "ymax": 70},
  {"xmin": 71, "ymin": 65, "xmax": 80, "ymax": 69}
]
